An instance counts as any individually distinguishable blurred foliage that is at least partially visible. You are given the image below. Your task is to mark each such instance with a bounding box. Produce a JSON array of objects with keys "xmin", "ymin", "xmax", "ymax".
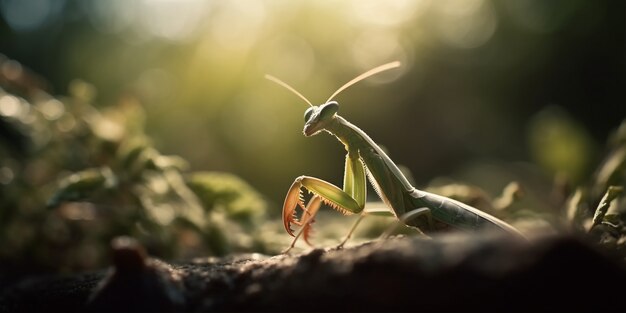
[
  {"xmin": 0, "ymin": 56, "xmax": 276, "ymax": 272},
  {"xmin": 567, "ymin": 121, "xmax": 626, "ymax": 258}
]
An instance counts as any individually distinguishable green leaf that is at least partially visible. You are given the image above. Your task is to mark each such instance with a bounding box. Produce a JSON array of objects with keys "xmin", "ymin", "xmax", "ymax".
[
  {"xmin": 47, "ymin": 167, "xmax": 117, "ymax": 208},
  {"xmin": 187, "ymin": 172, "xmax": 267, "ymax": 226}
]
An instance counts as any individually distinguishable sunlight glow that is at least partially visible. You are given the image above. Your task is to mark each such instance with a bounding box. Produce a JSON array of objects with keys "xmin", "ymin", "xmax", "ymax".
[
  {"xmin": 84, "ymin": 0, "xmax": 210, "ymax": 41},
  {"xmin": 350, "ymin": 30, "xmax": 407, "ymax": 81},
  {"xmin": 257, "ymin": 35, "xmax": 316, "ymax": 86},
  {"xmin": 434, "ymin": 0, "xmax": 497, "ymax": 49},
  {"xmin": 0, "ymin": 95, "xmax": 22, "ymax": 117},
  {"xmin": 349, "ymin": 0, "xmax": 431, "ymax": 26},
  {"xmin": 138, "ymin": 0, "xmax": 210, "ymax": 42},
  {"xmin": 209, "ymin": 1, "xmax": 266, "ymax": 50},
  {"xmin": 39, "ymin": 99, "xmax": 65, "ymax": 121}
]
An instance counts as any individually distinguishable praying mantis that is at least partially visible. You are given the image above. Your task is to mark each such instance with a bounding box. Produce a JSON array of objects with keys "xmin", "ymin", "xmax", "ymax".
[{"xmin": 266, "ymin": 61, "xmax": 525, "ymax": 252}]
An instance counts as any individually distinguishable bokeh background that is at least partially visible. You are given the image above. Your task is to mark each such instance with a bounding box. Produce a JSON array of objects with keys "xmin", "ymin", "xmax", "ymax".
[
  {"xmin": 0, "ymin": 0, "xmax": 624, "ymax": 270},
  {"xmin": 2, "ymin": 0, "xmax": 624, "ymax": 201}
]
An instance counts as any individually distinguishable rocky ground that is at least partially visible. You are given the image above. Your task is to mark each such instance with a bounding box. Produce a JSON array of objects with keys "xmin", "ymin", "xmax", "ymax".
[{"xmin": 1, "ymin": 233, "xmax": 624, "ymax": 312}]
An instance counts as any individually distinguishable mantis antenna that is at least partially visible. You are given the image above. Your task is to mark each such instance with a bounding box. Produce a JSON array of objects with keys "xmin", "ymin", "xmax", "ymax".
[
  {"xmin": 265, "ymin": 74, "xmax": 313, "ymax": 107},
  {"xmin": 326, "ymin": 61, "xmax": 401, "ymax": 103},
  {"xmin": 266, "ymin": 60, "xmax": 401, "ymax": 107}
]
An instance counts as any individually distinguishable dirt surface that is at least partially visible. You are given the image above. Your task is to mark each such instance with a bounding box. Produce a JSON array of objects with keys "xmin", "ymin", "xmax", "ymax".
[{"xmin": 1, "ymin": 233, "xmax": 624, "ymax": 312}]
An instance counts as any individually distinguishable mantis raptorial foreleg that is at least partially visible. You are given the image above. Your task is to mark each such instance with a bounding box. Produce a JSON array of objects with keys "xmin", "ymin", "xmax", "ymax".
[
  {"xmin": 283, "ymin": 151, "xmax": 369, "ymax": 252},
  {"xmin": 283, "ymin": 195, "xmax": 321, "ymax": 253},
  {"xmin": 282, "ymin": 176, "xmax": 361, "ymax": 253}
]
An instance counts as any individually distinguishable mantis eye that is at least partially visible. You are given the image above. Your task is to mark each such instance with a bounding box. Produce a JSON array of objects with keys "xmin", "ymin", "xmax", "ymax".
[
  {"xmin": 319, "ymin": 101, "xmax": 339, "ymax": 120},
  {"xmin": 304, "ymin": 107, "xmax": 314, "ymax": 122}
]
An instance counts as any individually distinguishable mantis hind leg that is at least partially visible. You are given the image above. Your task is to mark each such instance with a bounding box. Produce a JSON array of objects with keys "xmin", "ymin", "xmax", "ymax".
[{"xmin": 380, "ymin": 207, "xmax": 433, "ymax": 239}]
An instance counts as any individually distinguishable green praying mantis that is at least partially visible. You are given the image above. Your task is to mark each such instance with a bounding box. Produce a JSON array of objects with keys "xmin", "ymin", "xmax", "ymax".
[{"xmin": 266, "ymin": 61, "xmax": 525, "ymax": 252}]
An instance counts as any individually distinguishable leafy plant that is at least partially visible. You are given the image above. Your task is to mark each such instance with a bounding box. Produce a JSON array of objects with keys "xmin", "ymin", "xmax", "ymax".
[{"xmin": 0, "ymin": 57, "xmax": 271, "ymax": 272}]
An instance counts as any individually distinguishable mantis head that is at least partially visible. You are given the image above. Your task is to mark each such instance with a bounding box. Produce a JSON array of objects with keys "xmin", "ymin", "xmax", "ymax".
[{"xmin": 303, "ymin": 101, "xmax": 339, "ymax": 137}]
